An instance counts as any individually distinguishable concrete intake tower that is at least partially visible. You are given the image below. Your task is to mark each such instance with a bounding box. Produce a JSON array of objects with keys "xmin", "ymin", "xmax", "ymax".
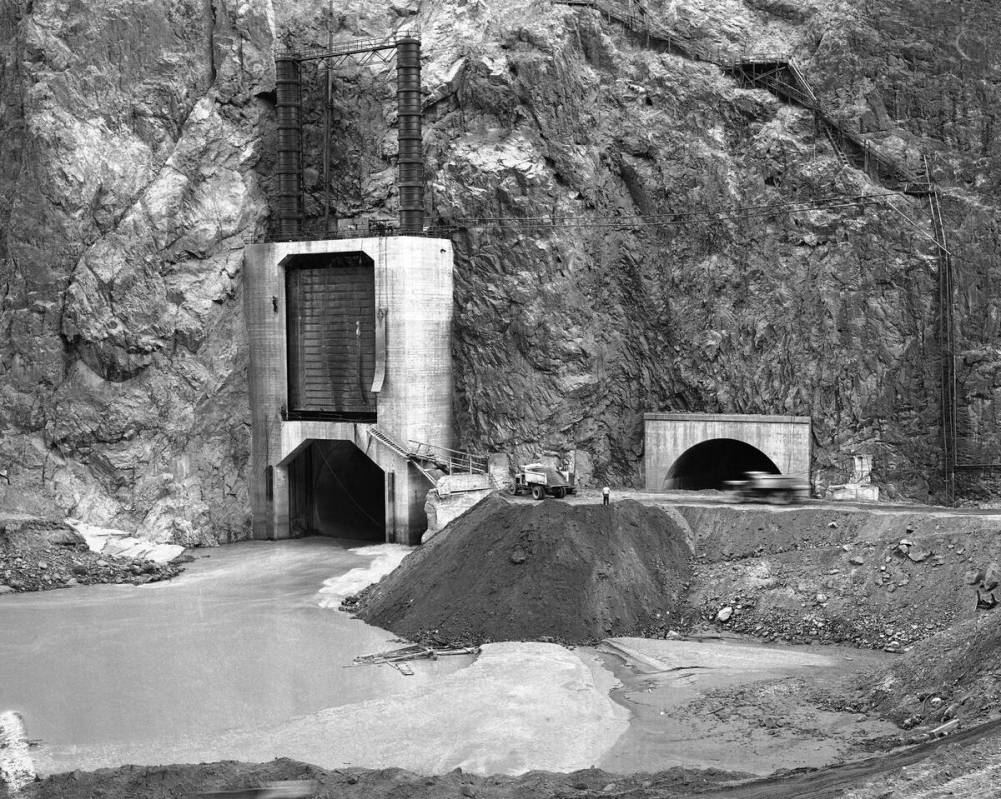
[
  {"xmin": 244, "ymin": 237, "xmax": 454, "ymax": 545},
  {"xmin": 243, "ymin": 32, "xmax": 456, "ymax": 545}
]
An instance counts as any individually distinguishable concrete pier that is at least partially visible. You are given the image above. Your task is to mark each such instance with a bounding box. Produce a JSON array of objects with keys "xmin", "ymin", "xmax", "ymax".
[{"xmin": 244, "ymin": 237, "xmax": 454, "ymax": 544}]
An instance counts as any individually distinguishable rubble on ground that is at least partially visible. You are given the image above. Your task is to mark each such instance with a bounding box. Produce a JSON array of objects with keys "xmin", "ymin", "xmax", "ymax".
[
  {"xmin": 684, "ymin": 508, "xmax": 1001, "ymax": 652},
  {"xmin": 65, "ymin": 517, "xmax": 186, "ymax": 565},
  {"xmin": 0, "ymin": 517, "xmax": 185, "ymax": 594},
  {"xmin": 859, "ymin": 612, "xmax": 1001, "ymax": 731}
]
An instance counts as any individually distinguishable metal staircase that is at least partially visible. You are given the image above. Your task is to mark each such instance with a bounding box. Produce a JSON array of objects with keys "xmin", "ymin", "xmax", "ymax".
[
  {"xmin": 556, "ymin": 0, "xmax": 924, "ymax": 194},
  {"xmin": 557, "ymin": 0, "xmax": 709, "ymax": 62},
  {"xmin": 367, "ymin": 426, "xmax": 487, "ymax": 486},
  {"xmin": 723, "ymin": 60, "xmax": 927, "ymax": 193}
]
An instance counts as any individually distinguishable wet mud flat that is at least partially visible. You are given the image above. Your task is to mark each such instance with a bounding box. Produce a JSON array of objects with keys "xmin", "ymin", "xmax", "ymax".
[
  {"xmin": 13, "ymin": 635, "xmax": 935, "ymax": 799},
  {"xmin": 588, "ymin": 636, "xmax": 899, "ymax": 775},
  {"xmin": 13, "ymin": 506, "xmax": 1001, "ymax": 797}
]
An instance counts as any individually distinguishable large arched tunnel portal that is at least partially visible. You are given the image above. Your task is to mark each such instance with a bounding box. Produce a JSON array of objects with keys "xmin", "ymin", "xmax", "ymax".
[
  {"xmin": 287, "ymin": 440, "xmax": 385, "ymax": 540},
  {"xmin": 666, "ymin": 438, "xmax": 781, "ymax": 490}
]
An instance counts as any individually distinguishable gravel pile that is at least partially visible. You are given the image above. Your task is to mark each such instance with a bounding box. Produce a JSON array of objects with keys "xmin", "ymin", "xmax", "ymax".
[
  {"xmin": 353, "ymin": 496, "xmax": 693, "ymax": 645},
  {"xmin": 0, "ymin": 518, "xmax": 183, "ymax": 593}
]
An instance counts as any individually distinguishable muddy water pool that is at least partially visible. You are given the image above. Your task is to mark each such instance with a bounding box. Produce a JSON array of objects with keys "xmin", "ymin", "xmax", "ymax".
[
  {"xmin": 0, "ymin": 538, "xmax": 462, "ymax": 772},
  {"xmin": 2, "ymin": 538, "xmax": 901, "ymax": 778}
]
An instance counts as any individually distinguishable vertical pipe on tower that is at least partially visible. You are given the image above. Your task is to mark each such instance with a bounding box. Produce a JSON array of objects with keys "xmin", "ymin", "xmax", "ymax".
[
  {"xmin": 323, "ymin": 54, "xmax": 334, "ymax": 236},
  {"xmin": 276, "ymin": 57, "xmax": 303, "ymax": 239},
  {"xmin": 396, "ymin": 37, "xmax": 424, "ymax": 235}
]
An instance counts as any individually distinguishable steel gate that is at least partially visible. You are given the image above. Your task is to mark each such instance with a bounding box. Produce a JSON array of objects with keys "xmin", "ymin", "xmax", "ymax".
[{"xmin": 286, "ymin": 253, "xmax": 376, "ymax": 419}]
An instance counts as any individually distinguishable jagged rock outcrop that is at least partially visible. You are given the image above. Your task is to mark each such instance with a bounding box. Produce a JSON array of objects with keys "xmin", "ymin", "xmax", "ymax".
[
  {"xmin": 1, "ymin": 0, "xmax": 999, "ymax": 542},
  {"xmin": 0, "ymin": 0, "xmax": 274, "ymax": 542}
]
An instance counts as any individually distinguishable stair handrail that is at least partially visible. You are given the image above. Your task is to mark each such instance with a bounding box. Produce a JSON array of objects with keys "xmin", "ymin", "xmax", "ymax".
[
  {"xmin": 410, "ymin": 440, "xmax": 488, "ymax": 474},
  {"xmin": 368, "ymin": 426, "xmax": 444, "ymax": 485}
]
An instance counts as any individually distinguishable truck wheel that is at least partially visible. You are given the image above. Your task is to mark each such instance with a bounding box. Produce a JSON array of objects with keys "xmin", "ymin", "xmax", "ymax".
[
  {"xmin": 553, "ymin": 487, "xmax": 566, "ymax": 499},
  {"xmin": 511, "ymin": 485, "xmax": 520, "ymax": 496},
  {"xmin": 531, "ymin": 485, "xmax": 545, "ymax": 500},
  {"xmin": 772, "ymin": 490, "xmax": 793, "ymax": 505}
]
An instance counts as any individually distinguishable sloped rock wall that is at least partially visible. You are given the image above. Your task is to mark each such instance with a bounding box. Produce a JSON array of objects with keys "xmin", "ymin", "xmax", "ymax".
[
  {"xmin": 1, "ymin": 0, "xmax": 999, "ymax": 542},
  {"xmin": 0, "ymin": 0, "xmax": 274, "ymax": 542},
  {"xmin": 423, "ymin": 0, "xmax": 946, "ymax": 494}
]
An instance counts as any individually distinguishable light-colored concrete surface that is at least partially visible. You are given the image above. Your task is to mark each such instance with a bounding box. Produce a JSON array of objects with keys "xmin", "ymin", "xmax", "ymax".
[
  {"xmin": 244, "ymin": 237, "xmax": 454, "ymax": 544},
  {"xmin": 65, "ymin": 518, "xmax": 186, "ymax": 563},
  {"xmin": 423, "ymin": 487, "xmax": 493, "ymax": 541},
  {"xmin": 276, "ymin": 420, "xmax": 427, "ymax": 540},
  {"xmin": 435, "ymin": 472, "xmax": 492, "ymax": 495},
  {"xmin": 644, "ymin": 412, "xmax": 811, "ymax": 491}
]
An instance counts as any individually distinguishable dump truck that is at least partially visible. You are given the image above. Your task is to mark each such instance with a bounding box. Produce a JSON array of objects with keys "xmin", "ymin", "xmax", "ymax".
[
  {"xmin": 725, "ymin": 471, "xmax": 810, "ymax": 504},
  {"xmin": 512, "ymin": 463, "xmax": 576, "ymax": 500}
]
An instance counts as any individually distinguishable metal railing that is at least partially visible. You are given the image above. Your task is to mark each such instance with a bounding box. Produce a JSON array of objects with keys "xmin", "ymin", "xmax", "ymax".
[
  {"xmin": 409, "ymin": 441, "xmax": 488, "ymax": 475},
  {"xmin": 278, "ymin": 31, "xmax": 420, "ymax": 62},
  {"xmin": 367, "ymin": 426, "xmax": 487, "ymax": 482}
]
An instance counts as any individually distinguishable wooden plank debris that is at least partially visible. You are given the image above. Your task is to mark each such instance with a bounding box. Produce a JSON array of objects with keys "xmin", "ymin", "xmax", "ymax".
[
  {"xmin": 351, "ymin": 644, "xmax": 480, "ymax": 667},
  {"xmin": 195, "ymin": 779, "xmax": 318, "ymax": 798},
  {"xmin": 930, "ymin": 719, "xmax": 959, "ymax": 738}
]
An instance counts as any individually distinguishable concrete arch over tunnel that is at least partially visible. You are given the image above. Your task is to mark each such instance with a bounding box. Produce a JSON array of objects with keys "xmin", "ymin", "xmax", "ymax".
[
  {"xmin": 666, "ymin": 438, "xmax": 781, "ymax": 490},
  {"xmin": 270, "ymin": 421, "xmax": 434, "ymax": 544},
  {"xmin": 644, "ymin": 413, "xmax": 811, "ymax": 492}
]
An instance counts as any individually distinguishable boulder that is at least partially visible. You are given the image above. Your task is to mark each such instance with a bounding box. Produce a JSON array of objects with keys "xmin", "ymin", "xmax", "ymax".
[{"xmin": 983, "ymin": 562, "xmax": 1001, "ymax": 591}]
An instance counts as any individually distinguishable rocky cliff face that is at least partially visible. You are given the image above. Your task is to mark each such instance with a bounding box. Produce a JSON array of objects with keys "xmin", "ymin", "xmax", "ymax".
[
  {"xmin": 0, "ymin": 0, "xmax": 998, "ymax": 542},
  {"xmin": 0, "ymin": 0, "xmax": 274, "ymax": 542}
]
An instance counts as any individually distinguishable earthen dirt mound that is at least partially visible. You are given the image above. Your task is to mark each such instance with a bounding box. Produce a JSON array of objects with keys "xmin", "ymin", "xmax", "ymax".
[
  {"xmin": 19, "ymin": 758, "xmax": 747, "ymax": 799},
  {"xmin": 355, "ymin": 496, "xmax": 692, "ymax": 644}
]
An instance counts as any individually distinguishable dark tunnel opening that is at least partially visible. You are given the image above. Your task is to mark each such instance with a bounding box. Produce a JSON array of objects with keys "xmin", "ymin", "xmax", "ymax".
[
  {"xmin": 288, "ymin": 440, "xmax": 385, "ymax": 540},
  {"xmin": 666, "ymin": 438, "xmax": 780, "ymax": 490}
]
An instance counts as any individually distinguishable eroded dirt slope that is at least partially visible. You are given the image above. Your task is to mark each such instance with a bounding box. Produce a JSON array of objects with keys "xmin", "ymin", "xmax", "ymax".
[{"xmin": 680, "ymin": 503, "xmax": 1001, "ymax": 650}]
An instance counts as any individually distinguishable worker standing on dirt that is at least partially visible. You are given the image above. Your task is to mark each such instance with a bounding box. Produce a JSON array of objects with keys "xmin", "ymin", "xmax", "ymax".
[{"xmin": 602, "ymin": 486, "xmax": 610, "ymax": 506}]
